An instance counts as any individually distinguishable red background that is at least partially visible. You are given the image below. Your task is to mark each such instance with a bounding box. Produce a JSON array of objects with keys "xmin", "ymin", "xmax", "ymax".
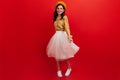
[{"xmin": 0, "ymin": 0, "xmax": 120, "ymax": 80}]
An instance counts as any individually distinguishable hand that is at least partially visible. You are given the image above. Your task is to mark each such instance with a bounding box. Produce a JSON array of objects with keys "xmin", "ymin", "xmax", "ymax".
[
  {"xmin": 69, "ymin": 38, "xmax": 73, "ymax": 42},
  {"xmin": 68, "ymin": 36, "xmax": 73, "ymax": 42}
]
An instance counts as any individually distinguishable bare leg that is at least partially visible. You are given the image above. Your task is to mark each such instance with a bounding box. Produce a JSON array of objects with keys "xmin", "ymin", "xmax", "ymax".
[
  {"xmin": 56, "ymin": 61, "xmax": 60, "ymax": 70},
  {"xmin": 66, "ymin": 59, "xmax": 71, "ymax": 69},
  {"xmin": 56, "ymin": 61, "xmax": 62, "ymax": 77},
  {"xmin": 65, "ymin": 59, "xmax": 72, "ymax": 76}
]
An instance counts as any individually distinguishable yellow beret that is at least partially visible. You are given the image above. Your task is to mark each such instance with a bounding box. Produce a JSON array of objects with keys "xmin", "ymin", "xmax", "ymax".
[{"xmin": 55, "ymin": 1, "xmax": 67, "ymax": 9}]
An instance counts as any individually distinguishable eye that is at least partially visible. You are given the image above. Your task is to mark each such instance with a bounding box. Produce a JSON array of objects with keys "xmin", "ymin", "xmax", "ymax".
[{"xmin": 60, "ymin": 8, "xmax": 63, "ymax": 9}]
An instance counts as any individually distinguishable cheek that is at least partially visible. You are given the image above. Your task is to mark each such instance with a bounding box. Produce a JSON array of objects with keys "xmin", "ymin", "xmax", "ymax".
[
  {"xmin": 56, "ymin": 9, "xmax": 59, "ymax": 11},
  {"xmin": 61, "ymin": 9, "xmax": 64, "ymax": 12}
]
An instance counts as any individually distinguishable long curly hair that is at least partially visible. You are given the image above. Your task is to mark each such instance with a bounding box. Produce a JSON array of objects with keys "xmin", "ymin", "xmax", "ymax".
[{"xmin": 53, "ymin": 3, "xmax": 66, "ymax": 22}]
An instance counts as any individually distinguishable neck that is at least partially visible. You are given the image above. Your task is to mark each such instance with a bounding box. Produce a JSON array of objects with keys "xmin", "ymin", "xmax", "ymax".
[{"xmin": 58, "ymin": 14, "xmax": 61, "ymax": 17}]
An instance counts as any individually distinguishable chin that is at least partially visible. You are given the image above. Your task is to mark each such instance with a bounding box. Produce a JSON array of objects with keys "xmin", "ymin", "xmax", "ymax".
[
  {"xmin": 57, "ymin": 12, "xmax": 62, "ymax": 15},
  {"xmin": 58, "ymin": 14, "xmax": 61, "ymax": 15}
]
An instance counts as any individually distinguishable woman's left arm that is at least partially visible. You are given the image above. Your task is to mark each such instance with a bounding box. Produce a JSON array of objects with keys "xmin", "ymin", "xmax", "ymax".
[{"xmin": 64, "ymin": 16, "xmax": 73, "ymax": 40}]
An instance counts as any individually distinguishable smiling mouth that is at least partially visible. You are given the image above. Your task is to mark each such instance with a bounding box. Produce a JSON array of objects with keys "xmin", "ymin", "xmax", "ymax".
[{"xmin": 58, "ymin": 11, "xmax": 62, "ymax": 13}]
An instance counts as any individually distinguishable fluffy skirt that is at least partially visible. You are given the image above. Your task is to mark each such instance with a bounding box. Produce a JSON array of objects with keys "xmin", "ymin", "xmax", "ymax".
[{"xmin": 46, "ymin": 31, "xmax": 79, "ymax": 61}]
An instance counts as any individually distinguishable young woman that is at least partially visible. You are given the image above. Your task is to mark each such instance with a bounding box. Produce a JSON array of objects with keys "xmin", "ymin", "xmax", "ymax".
[{"xmin": 46, "ymin": 1, "xmax": 79, "ymax": 77}]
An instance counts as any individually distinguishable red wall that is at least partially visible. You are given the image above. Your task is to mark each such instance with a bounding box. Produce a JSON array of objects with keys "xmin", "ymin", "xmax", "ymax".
[{"xmin": 0, "ymin": 0, "xmax": 120, "ymax": 80}]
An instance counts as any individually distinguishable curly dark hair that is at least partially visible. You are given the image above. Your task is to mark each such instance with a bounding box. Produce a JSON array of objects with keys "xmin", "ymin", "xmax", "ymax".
[{"xmin": 53, "ymin": 3, "xmax": 66, "ymax": 22}]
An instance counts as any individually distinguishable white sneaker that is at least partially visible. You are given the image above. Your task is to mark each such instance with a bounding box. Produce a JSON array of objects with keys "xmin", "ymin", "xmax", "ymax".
[
  {"xmin": 65, "ymin": 68, "xmax": 72, "ymax": 76},
  {"xmin": 57, "ymin": 70, "xmax": 62, "ymax": 77}
]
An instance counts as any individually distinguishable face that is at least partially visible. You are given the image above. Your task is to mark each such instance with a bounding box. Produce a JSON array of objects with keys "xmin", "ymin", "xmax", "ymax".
[{"xmin": 56, "ymin": 5, "xmax": 64, "ymax": 15}]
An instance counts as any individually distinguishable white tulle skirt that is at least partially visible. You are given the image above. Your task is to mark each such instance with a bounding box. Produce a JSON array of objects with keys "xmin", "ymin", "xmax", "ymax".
[{"xmin": 46, "ymin": 31, "xmax": 80, "ymax": 61}]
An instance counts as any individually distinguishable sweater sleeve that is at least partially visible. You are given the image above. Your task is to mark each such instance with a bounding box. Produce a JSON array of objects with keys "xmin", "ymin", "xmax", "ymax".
[{"xmin": 63, "ymin": 16, "xmax": 72, "ymax": 39}]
